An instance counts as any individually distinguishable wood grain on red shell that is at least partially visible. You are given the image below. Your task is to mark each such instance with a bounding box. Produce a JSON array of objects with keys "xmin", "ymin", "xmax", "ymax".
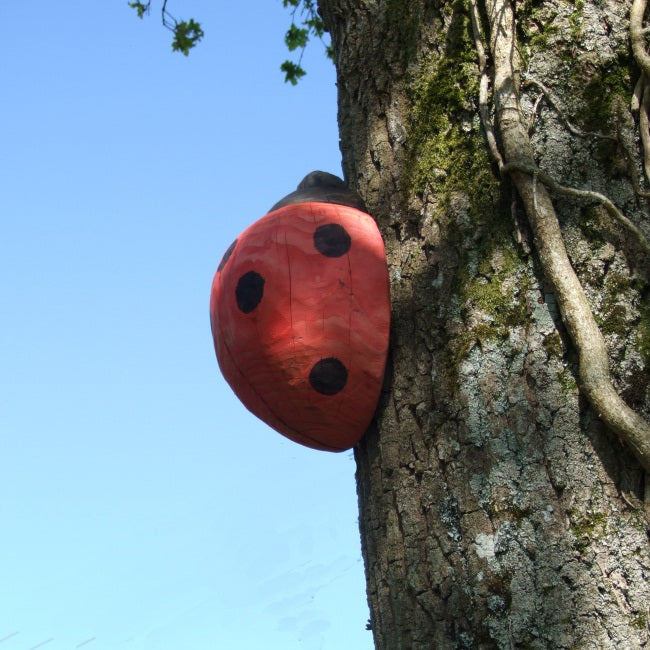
[{"xmin": 210, "ymin": 201, "xmax": 390, "ymax": 451}]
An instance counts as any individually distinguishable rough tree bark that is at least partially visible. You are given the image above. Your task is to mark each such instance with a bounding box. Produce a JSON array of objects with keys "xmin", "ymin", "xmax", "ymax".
[{"xmin": 319, "ymin": 0, "xmax": 650, "ymax": 647}]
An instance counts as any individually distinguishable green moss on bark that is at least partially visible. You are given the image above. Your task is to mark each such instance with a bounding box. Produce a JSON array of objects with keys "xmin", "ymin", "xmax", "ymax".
[
  {"xmin": 447, "ymin": 242, "xmax": 534, "ymax": 373},
  {"xmin": 385, "ymin": 0, "xmax": 420, "ymax": 64},
  {"xmin": 406, "ymin": 0, "xmax": 499, "ymax": 218},
  {"xmin": 630, "ymin": 611, "xmax": 648, "ymax": 631},
  {"xmin": 570, "ymin": 56, "xmax": 632, "ymax": 126},
  {"xmin": 567, "ymin": 0, "xmax": 585, "ymax": 40},
  {"xmin": 543, "ymin": 331, "xmax": 564, "ymax": 358},
  {"xmin": 462, "ymin": 247, "xmax": 532, "ymax": 329},
  {"xmin": 571, "ymin": 511, "xmax": 608, "ymax": 555},
  {"xmin": 516, "ymin": 0, "xmax": 560, "ymax": 53}
]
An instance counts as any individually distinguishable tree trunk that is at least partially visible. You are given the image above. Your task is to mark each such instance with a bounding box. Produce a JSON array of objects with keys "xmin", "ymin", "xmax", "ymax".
[{"xmin": 319, "ymin": 0, "xmax": 650, "ymax": 647}]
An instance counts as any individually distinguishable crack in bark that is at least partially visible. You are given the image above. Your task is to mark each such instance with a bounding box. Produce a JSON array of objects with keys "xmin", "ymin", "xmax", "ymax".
[{"xmin": 472, "ymin": 0, "xmax": 650, "ymax": 473}]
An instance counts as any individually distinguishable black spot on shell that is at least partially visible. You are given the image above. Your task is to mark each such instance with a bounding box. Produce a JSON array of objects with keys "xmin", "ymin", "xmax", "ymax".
[
  {"xmin": 313, "ymin": 223, "xmax": 351, "ymax": 258},
  {"xmin": 309, "ymin": 357, "xmax": 348, "ymax": 395},
  {"xmin": 218, "ymin": 239, "xmax": 238, "ymax": 271},
  {"xmin": 236, "ymin": 271, "xmax": 265, "ymax": 313}
]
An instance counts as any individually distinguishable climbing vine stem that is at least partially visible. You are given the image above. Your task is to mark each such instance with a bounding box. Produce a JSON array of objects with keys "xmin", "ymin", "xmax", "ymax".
[
  {"xmin": 472, "ymin": 0, "xmax": 650, "ymax": 472},
  {"xmin": 631, "ymin": 0, "xmax": 650, "ymax": 186},
  {"xmin": 500, "ymin": 163, "xmax": 650, "ymax": 257}
]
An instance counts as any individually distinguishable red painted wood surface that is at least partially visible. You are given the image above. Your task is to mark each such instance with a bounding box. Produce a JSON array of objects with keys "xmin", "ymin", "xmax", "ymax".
[{"xmin": 210, "ymin": 201, "xmax": 390, "ymax": 451}]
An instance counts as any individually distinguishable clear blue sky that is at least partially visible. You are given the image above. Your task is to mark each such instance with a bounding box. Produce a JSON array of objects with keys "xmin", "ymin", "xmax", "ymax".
[{"xmin": 1, "ymin": 2, "xmax": 373, "ymax": 649}]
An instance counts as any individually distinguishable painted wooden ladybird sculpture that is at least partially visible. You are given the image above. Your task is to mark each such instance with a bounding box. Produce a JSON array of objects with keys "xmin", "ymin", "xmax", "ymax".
[{"xmin": 210, "ymin": 171, "xmax": 390, "ymax": 451}]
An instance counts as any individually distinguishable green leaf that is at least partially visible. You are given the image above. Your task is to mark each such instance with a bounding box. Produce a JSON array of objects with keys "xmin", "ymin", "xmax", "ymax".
[
  {"xmin": 284, "ymin": 24, "xmax": 309, "ymax": 51},
  {"xmin": 171, "ymin": 18, "xmax": 204, "ymax": 56},
  {"xmin": 305, "ymin": 16, "xmax": 325, "ymax": 38},
  {"xmin": 128, "ymin": 1, "xmax": 150, "ymax": 19},
  {"xmin": 281, "ymin": 60, "xmax": 306, "ymax": 85},
  {"xmin": 280, "ymin": 0, "xmax": 332, "ymax": 84}
]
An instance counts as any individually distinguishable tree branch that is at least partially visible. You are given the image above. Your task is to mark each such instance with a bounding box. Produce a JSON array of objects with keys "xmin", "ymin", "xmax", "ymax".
[{"xmin": 477, "ymin": 0, "xmax": 650, "ymax": 472}]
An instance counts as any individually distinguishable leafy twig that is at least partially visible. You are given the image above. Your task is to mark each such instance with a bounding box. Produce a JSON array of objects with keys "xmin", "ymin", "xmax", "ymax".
[
  {"xmin": 128, "ymin": 1, "xmax": 203, "ymax": 55},
  {"xmin": 281, "ymin": 0, "xmax": 332, "ymax": 84}
]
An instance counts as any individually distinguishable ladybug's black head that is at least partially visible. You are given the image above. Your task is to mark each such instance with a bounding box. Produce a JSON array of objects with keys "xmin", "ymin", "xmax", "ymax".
[
  {"xmin": 296, "ymin": 170, "xmax": 347, "ymax": 191},
  {"xmin": 270, "ymin": 170, "xmax": 367, "ymax": 212}
]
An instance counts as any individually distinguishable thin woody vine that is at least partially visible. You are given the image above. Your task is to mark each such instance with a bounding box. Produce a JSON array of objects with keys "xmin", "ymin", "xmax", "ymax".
[
  {"xmin": 468, "ymin": 0, "xmax": 650, "ymax": 472},
  {"xmin": 131, "ymin": 0, "xmax": 650, "ymax": 472}
]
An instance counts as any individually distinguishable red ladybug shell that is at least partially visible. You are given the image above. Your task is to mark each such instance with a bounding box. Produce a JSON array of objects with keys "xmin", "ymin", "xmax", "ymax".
[{"xmin": 210, "ymin": 201, "xmax": 390, "ymax": 452}]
